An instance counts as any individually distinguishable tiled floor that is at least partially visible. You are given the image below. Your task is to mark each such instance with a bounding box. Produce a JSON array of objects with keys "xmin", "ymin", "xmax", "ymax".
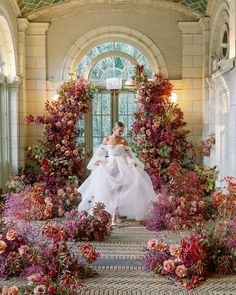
[{"xmin": 1, "ymin": 220, "xmax": 236, "ymax": 295}]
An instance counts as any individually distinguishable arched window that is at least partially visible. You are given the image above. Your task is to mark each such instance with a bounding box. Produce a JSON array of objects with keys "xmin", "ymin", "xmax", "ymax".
[
  {"xmin": 77, "ymin": 42, "xmax": 153, "ymax": 79},
  {"xmin": 77, "ymin": 42, "xmax": 153, "ymax": 151}
]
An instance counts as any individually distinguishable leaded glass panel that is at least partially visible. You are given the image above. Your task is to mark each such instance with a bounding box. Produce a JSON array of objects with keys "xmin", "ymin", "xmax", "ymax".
[
  {"xmin": 92, "ymin": 93, "xmax": 112, "ymax": 151},
  {"xmin": 87, "ymin": 42, "xmax": 113, "ymax": 59},
  {"xmin": 114, "ymin": 42, "xmax": 141, "ymax": 59},
  {"xmin": 77, "ymin": 55, "xmax": 91, "ymax": 76}
]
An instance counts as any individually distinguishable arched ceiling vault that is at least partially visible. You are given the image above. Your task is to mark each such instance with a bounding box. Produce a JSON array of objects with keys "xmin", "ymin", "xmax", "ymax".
[{"xmin": 16, "ymin": 0, "xmax": 208, "ymax": 18}]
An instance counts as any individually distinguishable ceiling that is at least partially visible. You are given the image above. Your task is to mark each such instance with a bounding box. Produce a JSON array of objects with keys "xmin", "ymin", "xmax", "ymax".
[{"xmin": 16, "ymin": 0, "xmax": 208, "ymax": 17}]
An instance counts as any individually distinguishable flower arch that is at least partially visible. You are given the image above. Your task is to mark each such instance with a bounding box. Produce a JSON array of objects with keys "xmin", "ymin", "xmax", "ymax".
[{"xmin": 61, "ymin": 26, "xmax": 168, "ymax": 80}]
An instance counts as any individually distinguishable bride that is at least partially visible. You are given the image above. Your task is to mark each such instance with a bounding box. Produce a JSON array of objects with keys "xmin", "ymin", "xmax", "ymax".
[{"xmin": 78, "ymin": 121, "xmax": 157, "ymax": 225}]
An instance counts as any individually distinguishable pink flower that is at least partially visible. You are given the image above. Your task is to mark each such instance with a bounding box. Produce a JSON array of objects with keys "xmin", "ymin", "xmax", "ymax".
[
  {"xmin": 163, "ymin": 259, "xmax": 175, "ymax": 273},
  {"xmin": 198, "ymin": 200, "xmax": 205, "ymax": 208},
  {"xmin": 168, "ymin": 195, "xmax": 175, "ymax": 203},
  {"xmin": 147, "ymin": 239, "xmax": 159, "ymax": 250},
  {"xmin": 6, "ymin": 230, "xmax": 17, "ymax": 240},
  {"xmin": 55, "ymin": 122, "xmax": 62, "ymax": 128},
  {"xmin": 18, "ymin": 245, "xmax": 30, "ymax": 256},
  {"xmin": 169, "ymin": 245, "xmax": 181, "ymax": 257},
  {"xmin": 175, "ymin": 265, "xmax": 187, "ymax": 278},
  {"xmin": 57, "ymin": 189, "xmax": 65, "ymax": 196},
  {"xmin": 44, "ymin": 197, "xmax": 52, "ymax": 204},
  {"xmin": 34, "ymin": 285, "xmax": 46, "ymax": 295}
]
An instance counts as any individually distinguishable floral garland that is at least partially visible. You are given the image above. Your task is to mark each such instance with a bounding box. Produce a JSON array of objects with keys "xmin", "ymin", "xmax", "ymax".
[
  {"xmin": 131, "ymin": 66, "xmax": 193, "ymax": 191},
  {"xmin": 3, "ymin": 77, "xmax": 96, "ymax": 220}
]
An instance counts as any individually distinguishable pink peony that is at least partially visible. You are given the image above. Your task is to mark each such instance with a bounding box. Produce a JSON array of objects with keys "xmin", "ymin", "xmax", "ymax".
[
  {"xmin": 175, "ymin": 264, "xmax": 187, "ymax": 278},
  {"xmin": 163, "ymin": 259, "xmax": 175, "ymax": 273}
]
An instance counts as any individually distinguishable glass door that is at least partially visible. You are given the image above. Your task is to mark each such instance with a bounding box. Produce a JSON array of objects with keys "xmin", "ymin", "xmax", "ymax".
[{"xmin": 91, "ymin": 91, "xmax": 137, "ymax": 151}]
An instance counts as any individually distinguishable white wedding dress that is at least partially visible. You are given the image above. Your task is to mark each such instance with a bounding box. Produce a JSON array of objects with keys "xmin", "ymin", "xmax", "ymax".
[{"xmin": 78, "ymin": 144, "xmax": 157, "ymax": 220}]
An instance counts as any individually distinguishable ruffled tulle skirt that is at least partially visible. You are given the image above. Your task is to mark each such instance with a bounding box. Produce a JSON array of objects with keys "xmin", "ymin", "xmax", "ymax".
[{"xmin": 78, "ymin": 155, "xmax": 157, "ymax": 220}]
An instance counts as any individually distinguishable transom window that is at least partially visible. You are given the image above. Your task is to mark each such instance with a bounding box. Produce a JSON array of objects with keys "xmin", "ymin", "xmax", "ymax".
[{"xmin": 77, "ymin": 42, "xmax": 153, "ymax": 79}]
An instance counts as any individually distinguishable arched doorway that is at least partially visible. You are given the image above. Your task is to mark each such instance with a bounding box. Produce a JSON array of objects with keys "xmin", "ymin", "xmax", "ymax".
[
  {"xmin": 0, "ymin": 16, "xmax": 17, "ymax": 192},
  {"xmin": 77, "ymin": 41, "xmax": 153, "ymax": 151}
]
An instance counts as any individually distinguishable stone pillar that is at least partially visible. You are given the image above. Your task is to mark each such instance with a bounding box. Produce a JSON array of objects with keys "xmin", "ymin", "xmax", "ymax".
[
  {"xmin": 26, "ymin": 22, "xmax": 50, "ymax": 146},
  {"xmin": 0, "ymin": 74, "xmax": 21, "ymax": 192},
  {"xmin": 178, "ymin": 21, "xmax": 203, "ymax": 144},
  {"xmin": 7, "ymin": 75, "xmax": 21, "ymax": 175},
  {"xmin": 18, "ymin": 18, "xmax": 29, "ymax": 168}
]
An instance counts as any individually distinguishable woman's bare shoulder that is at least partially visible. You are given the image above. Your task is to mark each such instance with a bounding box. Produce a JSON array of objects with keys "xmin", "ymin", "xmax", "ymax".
[{"xmin": 120, "ymin": 138, "xmax": 128, "ymax": 146}]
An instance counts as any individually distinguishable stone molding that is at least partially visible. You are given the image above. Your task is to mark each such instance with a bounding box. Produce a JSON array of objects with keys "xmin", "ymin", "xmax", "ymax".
[
  {"xmin": 18, "ymin": 18, "xmax": 29, "ymax": 32},
  {"xmin": 178, "ymin": 21, "xmax": 202, "ymax": 34},
  {"xmin": 27, "ymin": 22, "xmax": 50, "ymax": 35}
]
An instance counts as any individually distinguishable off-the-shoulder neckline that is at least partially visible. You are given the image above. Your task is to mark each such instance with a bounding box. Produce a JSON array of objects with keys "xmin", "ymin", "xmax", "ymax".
[{"xmin": 102, "ymin": 144, "xmax": 129, "ymax": 147}]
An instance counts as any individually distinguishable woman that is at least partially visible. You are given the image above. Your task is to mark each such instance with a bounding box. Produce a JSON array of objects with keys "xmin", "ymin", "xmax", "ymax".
[{"xmin": 78, "ymin": 122, "xmax": 156, "ymax": 225}]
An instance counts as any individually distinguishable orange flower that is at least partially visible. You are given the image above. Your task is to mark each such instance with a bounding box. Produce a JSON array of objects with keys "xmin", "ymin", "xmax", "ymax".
[
  {"xmin": 6, "ymin": 230, "xmax": 17, "ymax": 241},
  {"xmin": 8, "ymin": 286, "xmax": 18, "ymax": 295},
  {"xmin": 163, "ymin": 259, "xmax": 175, "ymax": 273},
  {"xmin": 175, "ymin": 265, "xmax": 187, "ymax": 278},
  {"xmin": 157, "ymin": 242, "xmax": 168, "ymax": 252},
  {"xmin": 0, "ymin": 240, "xmax": 7, "ymax": 254}
]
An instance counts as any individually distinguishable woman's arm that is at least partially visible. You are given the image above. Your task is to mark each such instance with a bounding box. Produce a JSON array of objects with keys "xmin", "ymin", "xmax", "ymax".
[{"xmin": 87, "ymin": 143, "xmax": 106, "ymax": 170}]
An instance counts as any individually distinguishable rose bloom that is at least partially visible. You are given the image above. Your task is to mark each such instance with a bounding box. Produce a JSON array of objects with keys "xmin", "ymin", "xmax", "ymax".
[
  {"xmin": 57, "ymin": 188, "xmax": 65, "ymax": 196},
  {"xmin": 6, "ymin": 230, "xmax": 17, "ymax": 241},
  {"xmin": 163, "ymin": 259, "xmax": 175, "ymax": 273},
  {"xmin": 198, "ymin": 200, "xmax": 205, "ymax": 208},
  {"xmin": 0, "ymin": 240, "xmax": 7, "ymax": 254},
  {"xmin": 55, "ymin": 122, "xmax": 62, "ymax": 128},
  {"xmin": 8, "ymin": 286, "xmax": 18, "ymax": 295},
  {"xmin": 34, "ymin": 285, "xmax": 46, "ymax": 295},
  {"xmin": 147, "ymin": 239, "xmax": 159, "ymax": 250},
  {"xmin": 18, "ymin": 244, "xmax": 30, "ymax": 256},
  {"xmin": 169, "ymin": 245, "xmax": 181, "ymax": 257},
  {"xmin": 175, "ymin": 264, "xmax": 187, "ymax": 278},
  {"xmin": 44, "ymin": 197, "xmax": 52, "ymax": 204}
]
